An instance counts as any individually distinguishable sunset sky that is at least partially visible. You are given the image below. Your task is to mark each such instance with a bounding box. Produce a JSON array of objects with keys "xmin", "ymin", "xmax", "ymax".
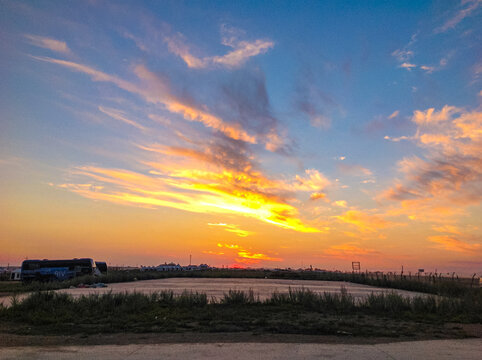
[{"xmin": 1, "ymin": 1, "xmax": 481, "ymax": 275}]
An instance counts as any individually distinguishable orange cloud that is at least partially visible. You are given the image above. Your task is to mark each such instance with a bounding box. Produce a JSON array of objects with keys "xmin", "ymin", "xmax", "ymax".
[
  {"xmin": 60, "ymin": 164, "xmax": 319, "ymax": 232},
  {"xmin": 237, "ymin": 251, "xmax": 282, "ymax": 262},
  {"xmin": 428, "ymin": 235, "xmax": 481, "ymax": 253},
  {"xmin": 332, "ymin": 200, "xmax": 347, "ymax": 208},
  {"xmin": 211, "ymin": 243, "xmax": 282, "ymax": 264},
  {"xmin": 323, "ymin": 242, "xmax": 380, "ymax": 259},
  {"xmin": 432, "ymin": 225, "xmax": 462, "ymax": 234},
  {"xmin": 217, "ymin": 243, "xmax": 240, "ymax": 249},
  {"xmin": 165, "ymin": 101, "xmax": 256, "ymax": 143},
  {"xmin": 388, "ymin": 110, "xmax": 399, "ymax": 119},
  {"xmin": 382, "ymin": 105, "xmax": 482, "ymax": 222},
  {"xmin": 336, "ymin": 210, "xmax": 391, "ymax": 233},
  {"xmin": 208, "ymin": 223, "xmax": 252, "ymax": 237},
  {"xmin": 310, "ymin": 192, "xmax": 326, "ymax": 200},
  {"xmin": 33, "ymin": 56, "xmax": 258, "ymax": 145},
  {"xmin": 292, "ymin": 169, "xmax": 330, "ymax": 193},
  {"xmin": 412, "ymin": 105, "xmax": 459, "ymax": 125}
]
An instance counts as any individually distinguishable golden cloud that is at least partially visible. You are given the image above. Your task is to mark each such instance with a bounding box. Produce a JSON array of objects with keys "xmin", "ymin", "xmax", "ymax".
[
  {"xmin": 213, "ymin": 243, "xmax": 282, "ymax": 264},
  {"xmin": 208, "ymin": 223, "xmax": 252, "ymax": 237},
  {"xmin": 428, "ymin": 235, "xmax": 481, "ymax": 253},
  {"xmin": 336, "ymin": 210, "xmax": 392, "ymax": 233}
]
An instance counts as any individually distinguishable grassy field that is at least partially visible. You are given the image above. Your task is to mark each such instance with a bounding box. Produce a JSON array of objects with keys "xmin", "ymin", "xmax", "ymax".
[{"xmin": 0, "ymin": 287, "xmax": 480, "ymax": 339}]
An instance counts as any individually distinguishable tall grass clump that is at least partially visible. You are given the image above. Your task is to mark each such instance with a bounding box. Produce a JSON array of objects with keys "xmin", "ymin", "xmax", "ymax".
[
  {"xmin": 362, "ymin": 292, "xmax": 411, "ymax": 314},
  {"xmin": 268, "ymin": 288, "xmax": 319, "ymax": 308},
  {"xmin": 221, "ymin": 289, "xmax": 258, "ymax": 305},
  {"xmin": 267, "ymin": 287, "xmax": 356, "ymax": 313}
]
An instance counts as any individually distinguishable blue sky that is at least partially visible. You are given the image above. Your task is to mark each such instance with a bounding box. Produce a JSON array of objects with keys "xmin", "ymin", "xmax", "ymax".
[{"xmin": 1, "ymin": 1, "xmax": 481, "ymax": 273}]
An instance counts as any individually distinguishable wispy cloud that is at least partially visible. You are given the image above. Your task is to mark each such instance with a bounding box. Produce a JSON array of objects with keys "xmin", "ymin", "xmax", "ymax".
[
  {"xmin": 432, "ymin": 225, "xmax": 462, "ymax": 234},
  {"xmin": 336, "ymin": 210, "xmax": 392, "ymax": 233},
  {"xmin": 388, "ymin": 110, "xmax": 399, "ymax": 119},
  {"xmin": 164, "ymin": 27, "xmax": 274, "ymax": 69},
  {"xmin": 98, "ymin": 106, "xmax": 145, "ymax": 130},
  {"xmin": 337, "ymin": 163, "xmax": 373, "ymax": 177},
  {"xmin": 399, "ymin": 62, "xmax": 417, "ymax": 71},
  {"xmin": 219, "ymin": 69, "xmax": 287, "ymax": 152},
  {"xmin": 122, "ymin": 31, "xmax": 149, "ymax": 52},
  {"xmin": 434, "ymin": 0, "xmax": 482, "ymax": 34},
  {"xmin": 332, "ymin": 200, "xmax": 347, "ymax": 208},
  {"xmin": 215, "ymin": 242, "xmax": 282, "ymax": 264},
  {"xmin": 294, "ymin": 67, "xmax": 339, "ymax": 129},
  {"xmin": 382, "ymin": 104, "xmax": 482, "ymax": 221},
  {"xmin": 391, "ymin": 49, "xmax": 414, "ymax": 62},
  {"xmin": 292, "ymin": 169, "xmax": 331, "ymax": 191},
  {"xmin": 428, "ymin": 235, "xmax": 481, "ymax": 253},
  {"xmin": 208, "ymin": 223, "xmax": 252, "ymax": 237},
  {"xmin": 24, "ymin": 34, "xmax": 72, "ymax": 55},
  {"xmin": 32, "ymin": 56, "xmax": 258, "ymax": 144},
  {"xmin": 420, "ymin": 65, "xmax": 435, "ymax": 73}
]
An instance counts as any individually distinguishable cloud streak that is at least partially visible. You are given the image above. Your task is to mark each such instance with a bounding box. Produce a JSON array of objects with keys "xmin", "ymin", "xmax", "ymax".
[
  {"xmin": 208, "ymin": 223, "xmax": 252, "ymax": 237},
  {"xmin": 33, "ymin": 56, "xmax": 258, "ymax": 144},
  {"xmin": 24, "ymin": 34, "xmax": 72, "ymax": 55},
  {"xmin": 428, "ymin": 235, "xmax": 481, "ymax": 253},
  {"xmin": 434, "ymin": 0, "xmax": 482, "ymax": 33},
  {"xmin": 98, "ymin": 106, "xmax": 145, "ymax": 130},
  {"xmin": 165, "ymin": 30, "xmax": 274, "ymax": 69},
  {"xmin": 216, "ymin": 243, "xmax": 282, "ymax": 263}
]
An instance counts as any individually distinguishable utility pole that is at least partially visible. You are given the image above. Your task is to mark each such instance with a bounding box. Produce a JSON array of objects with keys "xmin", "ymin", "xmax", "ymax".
[{"xmin": 189, "ymin": 254, "xmax": 192, "ymax": 266}]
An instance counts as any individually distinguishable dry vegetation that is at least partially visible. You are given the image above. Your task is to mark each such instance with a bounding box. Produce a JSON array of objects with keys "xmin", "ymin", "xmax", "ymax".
[
  {"xmin": 0, "ymin": 286, "xmax": 480, "ymax": 339},
  {"xmin": 1, "ymin": 270, "xmax": 480, "ymax": 340}
]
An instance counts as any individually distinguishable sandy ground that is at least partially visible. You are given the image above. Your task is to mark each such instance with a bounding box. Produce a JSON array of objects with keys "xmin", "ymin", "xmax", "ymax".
[
  {"xmin": 1, "ymin": 339, "xmax": 481, "ymax": 360},
  {"xmin": 0, "ymin": 278, "xmax": 430, "ymax": 307}
]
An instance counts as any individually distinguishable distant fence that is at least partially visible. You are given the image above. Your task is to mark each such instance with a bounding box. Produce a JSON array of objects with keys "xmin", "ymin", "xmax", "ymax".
[{"xmin": 344, "ymin": 270, "xmax": 480, "ymax": 287}]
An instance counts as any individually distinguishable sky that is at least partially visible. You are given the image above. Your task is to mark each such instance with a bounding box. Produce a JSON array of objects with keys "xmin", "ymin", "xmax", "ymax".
[{"xmin": 1, "ymin": 0, "xmax": 481, "ymax": 275}]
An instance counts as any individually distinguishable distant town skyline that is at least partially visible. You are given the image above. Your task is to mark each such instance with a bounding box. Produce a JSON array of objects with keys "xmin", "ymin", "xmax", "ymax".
[{"xmin": 1, "ymin": 1, "xmax": 481, "ymax": 275}]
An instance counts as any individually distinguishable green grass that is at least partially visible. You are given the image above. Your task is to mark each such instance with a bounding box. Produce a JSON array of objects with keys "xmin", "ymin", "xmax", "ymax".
[{"xmin": 0, "ymin": 287, "xmax": 480, "ymax": 337}]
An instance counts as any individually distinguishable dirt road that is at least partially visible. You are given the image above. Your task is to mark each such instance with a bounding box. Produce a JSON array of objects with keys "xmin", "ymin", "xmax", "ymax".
[{"xmin": 1, "ymin": 339, "xmax": 481, "ymax": 360}]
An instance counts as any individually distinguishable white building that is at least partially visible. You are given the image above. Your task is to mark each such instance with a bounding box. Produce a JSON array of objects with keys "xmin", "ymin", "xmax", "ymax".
[{"xmin": 155, "ymin": 262, "xmax": 183, "ymax": 271}]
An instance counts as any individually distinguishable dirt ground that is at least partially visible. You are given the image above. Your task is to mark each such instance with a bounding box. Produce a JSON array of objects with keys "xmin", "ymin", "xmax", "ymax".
[
  {"xmin": 0, "ymin": 278, "xmax": 431, "ymax": 307},
  {"xmin": 0, "ymin": 323, "xmax": 480, "ymax": 347},
  {"xmin": 2, "ymin": 339, "xmax": 482, "ymax": 360}
]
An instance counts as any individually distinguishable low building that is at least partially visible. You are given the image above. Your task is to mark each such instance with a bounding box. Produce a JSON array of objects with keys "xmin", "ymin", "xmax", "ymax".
[{"xmin": 155, "ymin": 262, "xmax": 183, "ymax": 271}]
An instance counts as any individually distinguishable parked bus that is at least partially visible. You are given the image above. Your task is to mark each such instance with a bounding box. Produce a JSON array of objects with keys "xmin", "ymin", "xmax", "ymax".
[{"xmin": 21, "ymin": 258, "xmax": 98, "ymax": 282}]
